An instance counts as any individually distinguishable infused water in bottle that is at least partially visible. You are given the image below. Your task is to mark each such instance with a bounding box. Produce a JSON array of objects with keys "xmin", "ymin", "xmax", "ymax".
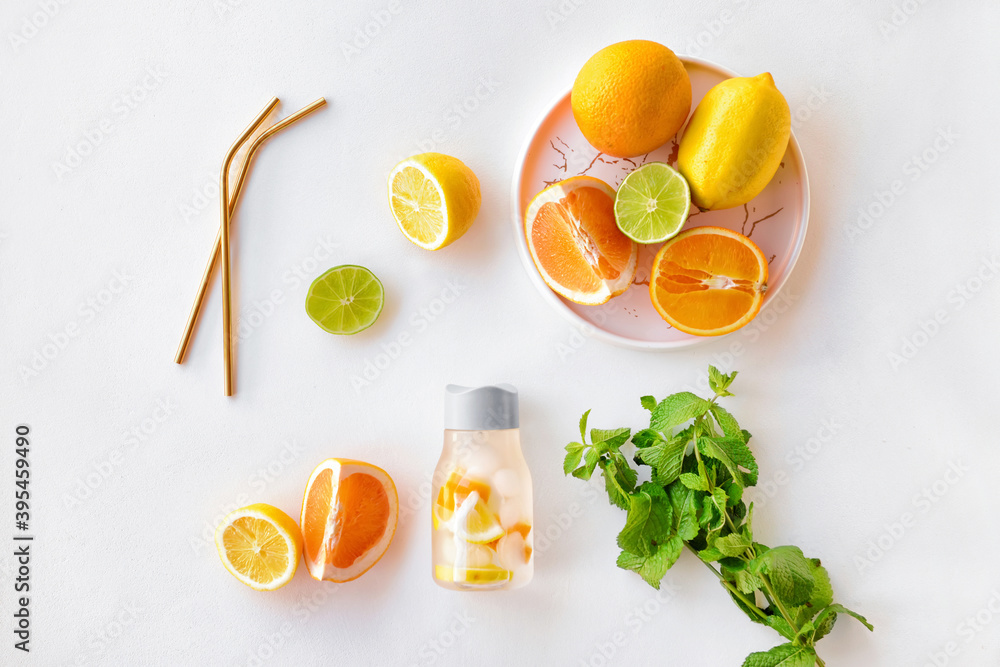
[{"xmin": 432, "ymin": 384, "xmax": 533, "ymax": 590}]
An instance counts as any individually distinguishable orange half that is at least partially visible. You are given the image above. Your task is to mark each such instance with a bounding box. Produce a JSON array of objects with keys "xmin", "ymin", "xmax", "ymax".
[
  {"xmin": 525, "ymin": 176, "xmax": 637, "ymax": 305},
  {"xmin": 649, "ymin": 226, "xmax": 768, "ymax": 336},
  {"xmin": 300, "ymin": 459, "xmax": 399, "ymax": 582}
]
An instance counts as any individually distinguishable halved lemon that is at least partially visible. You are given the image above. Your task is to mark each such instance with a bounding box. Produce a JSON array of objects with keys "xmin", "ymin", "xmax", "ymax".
[
  {"xmin": 525, "ymin": 176, "xmax": 637, "ymax": 305},
  {"xmin": 300, "ymin": 459, "xmax": 399, "ymax": 582},
  {"xmin": 649, "ymin": 226, "xmax": 768, "ymax": 336},
  {"xmin": 388, "ymin": 153, "xmax": 481, "ymax": 250},
  {"xmin": 215, "ymin": 503, "xmax": 302, "ymax": 591}
]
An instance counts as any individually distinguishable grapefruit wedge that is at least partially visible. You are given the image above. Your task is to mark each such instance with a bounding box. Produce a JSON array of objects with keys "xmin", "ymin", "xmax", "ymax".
[
  {"xmin": 525, "ymin": 176, "xmax": 637, "ymax": 305},
  {"xmin": 300, "ymin": 459, "xmax": 399, "ymax": 582}
]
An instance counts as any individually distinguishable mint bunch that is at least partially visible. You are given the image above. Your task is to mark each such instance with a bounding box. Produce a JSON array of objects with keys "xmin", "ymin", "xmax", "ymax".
[{"xmin": 563, "ymin": 367, "xmax": 872, "ymax": 667}]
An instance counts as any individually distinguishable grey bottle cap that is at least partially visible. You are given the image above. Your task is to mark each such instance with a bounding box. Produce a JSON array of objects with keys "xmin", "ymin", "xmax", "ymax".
[{"xmin": 444, "ymin": 384, "xmax": 519, "ymax": 430}]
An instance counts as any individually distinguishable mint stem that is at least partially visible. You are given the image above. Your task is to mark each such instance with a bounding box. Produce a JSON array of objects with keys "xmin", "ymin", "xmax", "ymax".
[
  {"xmin": 760, "ymin": 573, "xmax": 800, "ymax": 636},
  {"xmin": 685, "ymin": 544, "xmax": 768, "ymax": 623},
  {"xmin": 759, "ymin": 575, "xmax": 826, "ymax": 667},
  {"xmin": 692, "ymin": 420, "xmax": 742, "ymax": 538}
]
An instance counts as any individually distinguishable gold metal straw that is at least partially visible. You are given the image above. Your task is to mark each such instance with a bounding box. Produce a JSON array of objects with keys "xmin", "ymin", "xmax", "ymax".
[
  {"xmin": 220, "ymin": 99, "xmax": 281, "ymax": 396},
  {"xmin": 175, "ymin": 98, "xmax": 328, "ymax": 396},
  {"xmin": 175, "ymin": 98, "xmax": 279, "ymax": 367}
]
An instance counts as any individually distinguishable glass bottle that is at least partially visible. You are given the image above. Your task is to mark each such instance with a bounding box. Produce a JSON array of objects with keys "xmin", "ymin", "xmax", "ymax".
[{"xmin": 432, "ymin": 384, "xmax": 533, "ymax": 590}]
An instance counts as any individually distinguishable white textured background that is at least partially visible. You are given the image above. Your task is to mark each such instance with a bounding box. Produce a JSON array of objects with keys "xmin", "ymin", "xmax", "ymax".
[{"xmin": 2, "ymin": 1, "xmax": 999, "ymax": 665}]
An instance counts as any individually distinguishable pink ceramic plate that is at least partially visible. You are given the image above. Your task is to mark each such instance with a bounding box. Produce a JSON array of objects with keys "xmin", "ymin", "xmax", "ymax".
[{"xmin": 510, "ymin": 57, "xmax": 810, "ymax": 349}]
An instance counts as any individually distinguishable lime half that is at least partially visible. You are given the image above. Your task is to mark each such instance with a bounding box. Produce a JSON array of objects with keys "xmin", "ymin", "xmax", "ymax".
[
  {"xmin": 305, "ymin": 265, "xmax": 384, "ymax": 335},
  {"xmin": 613, "ymin": 162, "xmax": 691, "ymax": 244}
]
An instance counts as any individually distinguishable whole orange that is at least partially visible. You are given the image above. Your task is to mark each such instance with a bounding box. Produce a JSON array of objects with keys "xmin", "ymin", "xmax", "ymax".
[{"xmin": 571, "ymin": 40, "xmax": 691, "ymax": 158}]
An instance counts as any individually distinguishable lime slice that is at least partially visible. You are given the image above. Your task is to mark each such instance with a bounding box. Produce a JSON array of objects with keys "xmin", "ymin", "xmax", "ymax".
[
  {"xmin": 305, "ymin": 265, "xmax": 384, "ymax": 335},
  {"xmin": 613, "ymin": 162, "xmax": 691, "ymax": 244}
]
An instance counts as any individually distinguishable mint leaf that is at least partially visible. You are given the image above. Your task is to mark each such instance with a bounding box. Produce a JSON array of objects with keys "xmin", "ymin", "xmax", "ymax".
[
  {"xmin": 808, "ymin": 561, "xmax": 833, "ymax": 611},
  {"xmin": 636, "ymin": 434, "xmax": 688, "ymax": 486},
  {"xmin": 572, "ymin": 448, "xmax": 601, "ymax": 480},
  {"xmin": 734, "ymin": 566, "xmax": 764, "ymax": 594},
  {"xmin": 764, "ymin": 615, "xmax": 795, "ymax": 641},
  {"xmin": 710, "ymin": 404, "xmax": 743, "ymax": 441},
  {"xmin": 708, "ymin": 365, "xmax": 725, "ymax": 391},
  {"xmin": 617, "ymin": 485, "xmax": 673, "ymax": 556},
  {"xmin": 660, "ymin": 534, "xmax": 685, "ymax": 571},
  {"xmin": 601, "ymin": 453, "xmax": 637, "ymax": 510},
  {"xmin": 811, "ymin": 600, "xmax": 876, "ymax": 643},
  {"xmin": 698, "ymin": 546, "xmax": 724, "ymax": 562},
  {"xmin": 603, "ymin": 475, "xmax": 629, "ymax": 509},
  {"xmin": 700, "ymin": 493, "xmax": 725, "ymax": 531},
  {"xmin": 591, "ymin": 427, "xmax": 631, "ymax": 452},
  {"xmin": 678, "ymin": 472, "xmax": 709, "ymax": 491},
  {"xmin": 650, "ymin": 392, "xmax": 710, "ymax": 432},
  {"xmin": 813, "ymin": 603, "xmax": 874, "ymax": 638},
  {"xmin": 631, "ymin": 428, "xmax": 665, "ymax": 449},
  {"xmin": 708, "ymin": 366, "xmax": 736, "ymax": 397},
  {"xmin": 617, "ymin": 535, "xmax": 682, "ymax": 588},
  {"xmin": 712, "ymin": 486, "xmax": 729, "ymax": 511},
  {"xmin": 793, "ymin": 559, "xmax": 833, "ymax": 627},
  {"xmin": 614, "ymin": 452, "xmax": 638, "ymax": 489},
  {"xmin": 667, "ymin": 482, "xmax": 700, "ymax": 540},
  {"xmin": 753, "ymin": 546, "xmax": 815, "ymax": 607},
  {"xmin": 812, "ymin": 611, "xmax": 836, "ymax": 642},
  {"xmin": 699, "ymin": 435, "xmax": 759, "ymax": 487},
  {"xmin": 742, "ymin": 643, "xmax": 816, "ymax": 667},
  {"xmin": 794, "ymin": 620, "xmax": 816, "ymax": 645},
  {"xmin": 640, "ymin": 395, "xmax": 657, "ymax": 412},
  {"xmin": 715, "ymin": 532, "xmax": 752, "ymax": 557},
  {"xmin": 725, "ymin": 481, "xmax": 743, "ymax": 507},
  {"xmin": 563, "ymin": 443, "xmax": 584, "ymax": 475},
  {"xmin": 579, "ymin": 410, "xmax": 591, "ymax": 441}
]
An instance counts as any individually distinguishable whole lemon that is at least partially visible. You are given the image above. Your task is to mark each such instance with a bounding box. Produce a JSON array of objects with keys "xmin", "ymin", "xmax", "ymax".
[
  {"xmin": 571, "ymin": 40, "xmax": 691, "ymax": 158},
  {"xmin": 678, "ymin": 73, "xmax": 791, "ymax": 210}
]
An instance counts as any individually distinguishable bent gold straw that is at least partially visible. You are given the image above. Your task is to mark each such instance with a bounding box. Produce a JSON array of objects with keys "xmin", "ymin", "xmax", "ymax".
[
  {"xmin": 175, "ymin": 97, "xmax": 278, "ymax": 367},
  {"xmin": 221, "ymin": 101, "xmax": 284, "ymax": 396},
  {"xmin": 176, "ymin": 99, "xmax": 328, "ymax": 396}
]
